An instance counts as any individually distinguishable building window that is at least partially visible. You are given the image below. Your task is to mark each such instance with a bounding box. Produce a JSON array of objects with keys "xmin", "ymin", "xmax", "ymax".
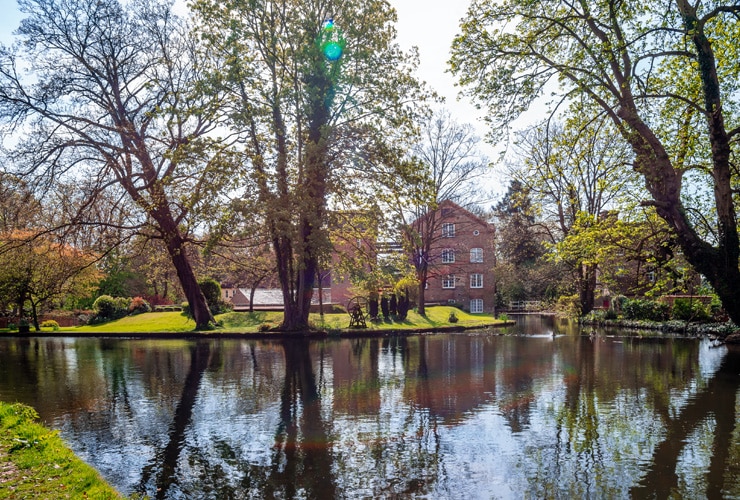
[
  {"xmin": 442, "ymin": 275, "xmax": 456, "ymax": 289},
  {"xmin": 470, "ymin": 248, "xmax": 483, "ymax": 263},
  {"xmin": 470, "ymin": 273, "xmax": 483, "ymax": 288},
  {"xmin": 473, "ymin": 230, "xmax": 480, "ymax": 236},
  {"xmin": 470, "ymin": 299, "xmax": 484, "ymax": 313},
  {"xmin": 442, "ymin": 223, "xmax": 455, "ymax": 238},
  {"xmin": 442, "ymin": 249, "xmax": 455, "ymax": 263},
  {"xmin": 442, "ymin": 208, "xmax": 452, "ymax": 217},
  {"xmin": 647, "ymin": 270, "xmax": 656, "ymax": 283}
]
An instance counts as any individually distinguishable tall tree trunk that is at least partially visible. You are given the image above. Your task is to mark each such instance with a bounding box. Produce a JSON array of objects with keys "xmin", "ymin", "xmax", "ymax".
[
  {"xmin": 578, "ymin": 264, "xmax": 597, "ymax": 316},
  {"xmin": 417, "ymin": 279, "xmax": 427, "ymax": 316},
  {"xmin": 280, "ymin": 52, "xmax": 334, "ymax": 332},
  {"xmin": 162, "ymin": 227, "xmax": 213, "ymax": 330},
  {"xmin": 614, "ymin": 5, "xmax": 740, "ymax": 327}
]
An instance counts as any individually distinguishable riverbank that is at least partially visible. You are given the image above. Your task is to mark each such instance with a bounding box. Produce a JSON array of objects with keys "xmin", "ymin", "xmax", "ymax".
[
  {"xmin": 580, "ymin": 316, "xmax": 738, "ymax": 339},
  {"xmin": 0, "ymin": 306, "xmax": 514, "ymax": 338},
  {"xmin": 0, "ymin": 402, "xmax": 123, "ymax": 499}
]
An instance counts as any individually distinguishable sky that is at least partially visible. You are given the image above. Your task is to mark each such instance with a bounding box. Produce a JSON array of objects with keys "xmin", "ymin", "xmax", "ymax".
[{"xmin": 0, "ymin": 0, "xmax": 505, "ymax": 196}]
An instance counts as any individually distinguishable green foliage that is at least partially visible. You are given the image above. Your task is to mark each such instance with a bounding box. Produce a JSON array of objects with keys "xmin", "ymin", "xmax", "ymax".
[
  {"xmin": 622, "ymin": 299, "xmax": 670, "ymax": 321},
  {"xmin": 198, "ymin": 278, "xmax": 227, "ymax": 315},
  {"xmin": 192, "ymin": 0, "xmax": 428, "ymax": 330},
  {"xmin": 92, "ymin": 295, "xmax": 129, "ymax": 321},
  {"xmin": 92, "ymin": 295, "xmax": 116, "ymax": 319},
  {"xmin": 672, "ymin": 298, "xmax": 711, "ymax": 322},
  {"xmin": 40, "ymin": 319, "xmax": 60, "ymax": 330},
  {"xmin": 450, "ymin": 0, "xmax": 740, "ymax": 324},
  {"xmin": 556, "ymin": 295, "xmax": 582, "ymax": 318}
]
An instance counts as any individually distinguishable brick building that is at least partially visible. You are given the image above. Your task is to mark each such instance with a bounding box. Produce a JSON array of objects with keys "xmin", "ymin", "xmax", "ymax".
[{"xmin": 416, "ymin": 200, "xmax": 496, "ymax": 313}]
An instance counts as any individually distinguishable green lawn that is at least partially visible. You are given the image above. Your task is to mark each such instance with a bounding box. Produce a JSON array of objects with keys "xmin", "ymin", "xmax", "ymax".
[
  {"xmin": 69, "ymin": 311, "xmax": 197, "ymax": 333},
  {"xmin": 0, "ymin": 402, "xmax": 122, "ymax": 499},
  {"xmin": 35, "ymin": 306, "xmax": 505, "ymax": 334}
]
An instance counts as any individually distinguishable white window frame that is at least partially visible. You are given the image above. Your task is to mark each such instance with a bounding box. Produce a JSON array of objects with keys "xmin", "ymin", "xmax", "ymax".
[
  {"xmin": 442, "ymin": 223, "xmax": 455, "ymax": 238},
  {"xmin": 442, "ymin": 249, "xmax": 455, "ymax": 263},
  {"xmin": 442, "ymin": 275, "xmax": 456, "ymax": 289},
  {"xmin": 470, "ymin": 273, "xmax": 483, "ymax": 288},
  {"xmin": 470, "ymin": 248, "xmax": 483, "ymax": 263},
  {"xmin": 470, "ymin": 299, "xmax": 484, "ymax": 313}
]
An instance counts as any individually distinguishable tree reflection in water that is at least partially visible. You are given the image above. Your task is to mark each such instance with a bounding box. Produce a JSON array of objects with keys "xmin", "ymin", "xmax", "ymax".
[{"xmin": 0, "ymin": 332, "xmax": 739, "ymax": 498}]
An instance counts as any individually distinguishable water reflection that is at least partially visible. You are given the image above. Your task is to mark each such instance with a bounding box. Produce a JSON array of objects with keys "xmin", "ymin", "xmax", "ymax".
[{"xmin": 0, "ymin": 324, "xmax": 738, "ymax": 498}]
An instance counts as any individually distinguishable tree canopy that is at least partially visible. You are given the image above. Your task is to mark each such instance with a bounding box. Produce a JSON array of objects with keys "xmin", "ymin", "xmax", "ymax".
[
  {"xmin": 192, "ymin": 0, "xmax": 428, "ymax": 330},
  {"xmin": 0, "ymin": 0, "xmax": 233, "ymax": 328},
  {"xmin": 451, "ymin": 0, "xmax": 740, "ymax": 323}
]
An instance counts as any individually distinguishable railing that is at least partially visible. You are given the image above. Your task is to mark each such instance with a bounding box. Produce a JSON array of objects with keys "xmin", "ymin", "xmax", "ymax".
[{"xmin": 507, "ymin": 300, "xmax": 543, "ymax": 312}]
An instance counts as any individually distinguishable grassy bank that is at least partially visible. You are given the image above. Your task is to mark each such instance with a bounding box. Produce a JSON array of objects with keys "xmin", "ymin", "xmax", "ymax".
[
  {"xmin": 0, "ymin": 402, "xmax": 122, "ymax": 499},
  {"xmin": 1, "ymin": 306, "xmax": 506, "ymax": 335}
]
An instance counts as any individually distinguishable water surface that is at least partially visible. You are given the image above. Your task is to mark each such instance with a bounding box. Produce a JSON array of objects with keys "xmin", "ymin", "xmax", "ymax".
[{"xmin": 0, "ymin": 316, "xmax": 738, "ymax": 499}]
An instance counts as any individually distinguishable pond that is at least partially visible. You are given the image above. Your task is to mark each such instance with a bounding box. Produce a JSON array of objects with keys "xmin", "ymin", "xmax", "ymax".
[{"xmin": 0, "ymin": 315, "xmax": 739, "ymax": 499}]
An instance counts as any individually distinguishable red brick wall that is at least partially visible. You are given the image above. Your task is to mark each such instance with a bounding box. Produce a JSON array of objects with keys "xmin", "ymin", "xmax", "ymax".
[{"xmin": 422, "ymin": 201, "xmax": 496, "ymax": 313}]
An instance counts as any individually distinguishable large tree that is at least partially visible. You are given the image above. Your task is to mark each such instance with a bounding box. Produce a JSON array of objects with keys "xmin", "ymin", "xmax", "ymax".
[
  {"xmin": 508, "ymin": 117, "xmax": 636, "ymax": 314},
  {"xmin": 388, "ymin": 110, "xmax": 489, "ymax": 315},
  {"xmin": 0, "ymin": 0, "xmax": 228, "ymax": 329},
  {"xmin": 451, "ymin": 0, "xmax": 740, "ymax": 324},
  {"xmin": 0, "ymin": 230, "xmax": 101, "ymax": 330},
  {"xmin": 492, "ymin": 180, "xmax": 565, "ymax": 306},
  {"xmin": 193, "ymin": 0, "xmax": 426, "ymax": 330}
]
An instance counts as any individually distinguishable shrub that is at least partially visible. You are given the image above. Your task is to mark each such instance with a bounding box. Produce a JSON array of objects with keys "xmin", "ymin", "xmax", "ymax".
[
  {"xmin": 40, "ymin": 320, "xmax": 60, "ymax": 330},
  {"xmin": 198, "ymin": 278, "xmax": 225, "ymax": 315},
  {"xmin": 92, "ymin": 295, "xmax": 116, "ymax": 319},
  {"xmin": 672, "ymin": 298, "xmax": 711, "ymax": 322},
  {"xmin": 380, "ymin": 296, "xmax": 390, "ymax": 319},
  {"xmin": 114, "ymin": 297, "xmax": 130, "ymax": 314},
  {"xmin": 498, "ymin": 313, "xmax": 509, "ymax": 322},
  {"xmin": 368, "ymin": 295, "xmax": 379, "ymax": 320},
  {"xmin": 622, "ymin": 299, "xmax": 670, "ymax": 321},
  {"xmin": 92, "ymin": 295, "xmax": 128, "ymax": 320},
  {"xmin": 556, "ymin": 294, "xmax": 581, "ymax": 317},
  {"xmin": 128, "ymin": 296, "xmax": 151, "ymax": 315},
  {"xmin": 396, "ymin": 290, "xmax": 410, "ymax": 320}
]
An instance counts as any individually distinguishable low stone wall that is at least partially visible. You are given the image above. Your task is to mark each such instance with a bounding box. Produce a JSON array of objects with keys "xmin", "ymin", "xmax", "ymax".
[{"xmin": 0, "ymin": 315, "xmax": 82, "ymax": 328}]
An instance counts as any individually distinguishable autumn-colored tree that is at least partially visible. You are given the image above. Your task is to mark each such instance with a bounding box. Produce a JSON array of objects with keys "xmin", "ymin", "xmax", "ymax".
[{"xmin": 0, "ymin": 231, "xmax": 101, "ymax": 330}]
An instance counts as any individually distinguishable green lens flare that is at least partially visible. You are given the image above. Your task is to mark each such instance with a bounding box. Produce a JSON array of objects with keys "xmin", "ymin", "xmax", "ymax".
[{"xmin": 323, "ymin": 42, "xmax": 342, "ymax": 61}]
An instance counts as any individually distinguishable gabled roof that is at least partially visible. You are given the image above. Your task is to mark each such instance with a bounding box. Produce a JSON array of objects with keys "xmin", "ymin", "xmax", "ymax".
[{"xmin": 413, "ymin": 199, "xmax": 494, "ymax": 231}]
